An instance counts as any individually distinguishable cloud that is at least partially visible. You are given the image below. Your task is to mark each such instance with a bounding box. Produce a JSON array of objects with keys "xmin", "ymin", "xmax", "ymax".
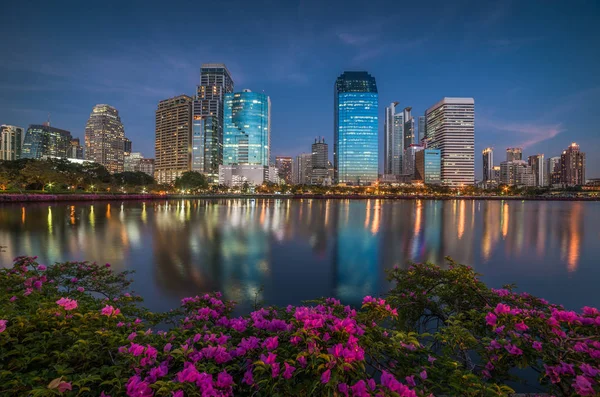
[
  {"xmin": 478, "ymin": 117, "xmax": 564, "ymax": 148},
  {"xmin": 337, "ymin": 32, "xmax": 376, "ymax": 46},
  {"xmin": 351, "ymin": 37, "xmax": 428, "ymax": 63},
  {"xmin": 487, "ymin": 36, "xmax": 544, "ymax": 53}
]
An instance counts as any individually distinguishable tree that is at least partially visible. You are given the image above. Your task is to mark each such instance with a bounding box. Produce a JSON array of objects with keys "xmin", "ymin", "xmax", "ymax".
[{"xmin": 174, "ymin": 171, "xmax": 208, "ymax": 191}]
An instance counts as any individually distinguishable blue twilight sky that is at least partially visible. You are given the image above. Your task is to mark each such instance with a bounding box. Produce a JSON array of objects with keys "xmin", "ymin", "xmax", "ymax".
[{"xmin": 1, "ymin": 0, "xmax": 599, "ymax": 178}]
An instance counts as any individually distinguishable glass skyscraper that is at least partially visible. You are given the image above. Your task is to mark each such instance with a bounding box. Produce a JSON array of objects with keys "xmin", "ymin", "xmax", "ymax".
[
  {"xmin": 383, "ymin": 102, "xmax": 403, "ymax": 176},
  {"xmin": 85, "ymin": 104, "xmax": 125, "ymax": 173},
  {"xmin": 223, "ymin": 89, "xmax": 270, "ymax": 166},
  {"xmin": 334, "ymin": 71, "xmax": 378, "ymax": 185},
  {"xmin": 22, "ymin": 123, "xmax": 72, "ymax": 159}
]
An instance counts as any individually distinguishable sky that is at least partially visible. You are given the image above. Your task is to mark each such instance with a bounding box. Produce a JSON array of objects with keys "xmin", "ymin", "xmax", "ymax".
[{"xmin": 1, "ymin": 0, "xmax": 599, "ymax": 179}]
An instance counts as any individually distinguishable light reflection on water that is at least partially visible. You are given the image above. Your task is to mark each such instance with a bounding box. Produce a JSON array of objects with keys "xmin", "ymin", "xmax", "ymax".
[{"xmin": 0, "ymin": 199, "xmax": 598, "ymax": 312}]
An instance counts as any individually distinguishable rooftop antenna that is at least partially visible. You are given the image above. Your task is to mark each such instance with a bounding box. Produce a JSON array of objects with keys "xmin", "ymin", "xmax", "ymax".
[{"xmin": 47, "ymin": 112, "xmax": 51, "ymax": 127}]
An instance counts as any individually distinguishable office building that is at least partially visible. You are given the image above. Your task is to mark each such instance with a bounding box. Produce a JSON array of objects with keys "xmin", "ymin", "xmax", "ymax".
[
  {"xmin": 492, "ymin": 166, "xmax": 501, "ymax": 182},
  {"xmin": 275, "ymin": 156, "xmax": 293, "ymax": 184},
  {"xmin": 139, "ymin": 158, "xmax": 155, "ymax": 178},
  {"xmin": 384, "ymin": 102, "xmax": 403, "ymax": 175},
  {"xmin": 560, "ymin": 143, "xmax": 585, "ymax": 186},
  {"xmin": 403, "ymin": 107, "xmax": 415, "ymax": 151},
  {"xmin": 311, "ymin": 137, "xmax": 330, "ymax": 185},
  {"xmin": 500, "ymin": 160, "xmax": 535, "ymax": 187},
  {"xmin": 334, "ymin": 71, "xmax": 378, "ymax": 185},
  {"xmin": 293, "ymin": 153, "xmax": 312, "ymax": 184},
  {"xmin": 403, "ymin": 144, "xmax": 424, "ymax": 178},
  {"xmin": 123, "ymin": 137, "xmax": 132, "ymax": 155},
  {"xmin": 85, "ymin": 104, "xmax": 125, "ymax": 173},
  {"xmin": 546, "ymin": 156, "xmax": 561, "ymax": 186},
  {"xmin": 506, "ymin": 147, "xmax": 522, "ymax": 162},
  {"xmin": 425, "ymin": 97, "xmax": 475, "ymax": 186},
  {"xmin": 482, "ymin": 147, "xmax": 493, "ymax": 183},
  {"xmin": 415, "ymin": 148, "xmax": 441, "ymax": 184},
  {"xmin": 124, "ymin": 152, "xmax": 144, "ymax": 172},
  {"xmin": 0, "ymin": 125, "xmax": 24, "ymax": 160},
  {"xmin": 67, "ymin": 138, "xmax": 83, "ymax": 159},
  {"xmin": 22, "ymin": 123, "xmax": 72, "ymax": 159},
  {"xmin": 219, "ymin": 164, "xmax": 267, "ymax": 187},
  {"xmin": 528, "ymin": 154, "xmax": 545, "ymax": 187},
  {"xmin": 418, "ymin": 116, "xmax": 426, "ymax": 143},
  {"xmin": 192, "ymin": 64, "xmax": 234, "ymax": 182},
  {"xmin": 155, "ymin": 95, "xmax": 193, "ymax": 184}
]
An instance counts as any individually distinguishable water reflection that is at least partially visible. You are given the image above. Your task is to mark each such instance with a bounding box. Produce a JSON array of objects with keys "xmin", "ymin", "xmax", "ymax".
[{"xmin": 0, "ymin": 199, "xmax": 595, "ymax": 311}]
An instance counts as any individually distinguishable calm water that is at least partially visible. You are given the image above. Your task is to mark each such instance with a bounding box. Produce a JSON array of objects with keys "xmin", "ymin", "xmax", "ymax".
[{"xmin": 0, "ymin": 199, "xmax": 598, "ymax": 312}]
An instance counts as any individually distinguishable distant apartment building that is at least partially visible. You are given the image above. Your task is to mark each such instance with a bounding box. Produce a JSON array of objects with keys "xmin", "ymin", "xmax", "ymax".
[
  {"xmin": 123, "ymin": 137, "xmax": 132, "ymax": 155},
  {"xmin": 527, "ymin": 154, "xmax": 545, "ymax": 186},
  {"xmin": 0, "ymin": 125, "xmax": 24, "ymax": 160},
  {"xmin": 275, "ymin": 156, "xmax": 293, "ymax": 184},
  {"xmin": 415, "ymin": 148, "xmax": 441, "ymax": 185},
  {"xmin": 138, "ymin": 158, "xmax": 155, "ymax": 178},
  {"xmin": 155, "ymin": 95, "xmax": 193, "ymax": 184},
  {"xmin": 506, "ymin": 147, "xmax": 522, "ymax": 162},
  {"xmin": 418, "ymin": 116, "xmax": 426, "ymax": 143},
  {"xmin": 425, "ymin": 97, "xmax": 475, "ymax": 186},
  {"xmin": 403, "ymin": 144, "xmax": 424, "ymax": 178},
  {"xmin": 560, "ymin": 143, "xmax": 585, "ymax": 186},
  {"xmin": 293, "ymin": 153, "xmax": 312, "ymax": 185},
  {"xmin": 85, "ymin": 104, "xmax": 125, "ymax": 173},
  {"xmin": 482, "ymin": 147, "xmax": 493, "ymax": 183},
  {"xmin": 500, "ymin": 160, "xmax": 535, "ymax": 187},
  {"xmin": 67, "ymin": 138, "xmax": 84, "ymax": 159},
  {"xmin": 311, "ymin": 138, "xmax": 330, "ymax": 185},
  {"xmin": 546, "ymin": 156, "xmax": 561, "ymax": 186},
  {"xmin": 22, "ymin": 123, "xmax": 72, "ymax": 159},
  {"xmin": 124, "ymin": 152, "xmax": 144, "ymax": 172}
]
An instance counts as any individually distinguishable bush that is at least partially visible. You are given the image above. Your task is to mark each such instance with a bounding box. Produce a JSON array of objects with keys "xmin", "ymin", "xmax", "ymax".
[{"xmin": 0, "ymin": 257, "xmax": 598, "ymax": 396}]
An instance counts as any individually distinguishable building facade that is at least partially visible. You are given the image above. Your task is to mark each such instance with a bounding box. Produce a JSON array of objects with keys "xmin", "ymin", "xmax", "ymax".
[
  {"xmin": 138, "ymin": 158, "xmax": 155, "ymax": 177},
  {"xmin": 22, "ymin": 123, "xmax": 72, "ymax": 159},
  {"xmin": 0, "ymin": 125, "xmax": 24, "ymax": 160},
  {"xmin": 293, "ymin": 153, "xmax": 312, "ymax": 185},
  {"xmin": 218, "ymin": 164, "xmax": 267, "ymax": 187},
  {"xmin": 506, "ymin": 147, "xmax": 522, "ymax": 162},
  {"xmin": 425, "ymin": 97, "xmax": 475, "ymax": 186},
  {"xmin": 192, "ymin": 64, "xmax": 234, "ymax": 182},
  {"xmin": 155, "ymin": 95, "xmax": 193, "ymax": 184},
  {"xmin": 482, "ymin": 147, "xmax": 493, "ymax": 183},
  {"xmin": 403, "ymin": 107, "xmax": 415, "ymax": 151},
  {"xmin": 275, "ymin": 156, "xmax": 292, "ymax": 184},
  {"xmin": 415, "ymin": 148, "xmax": 441, "ymax": 185},
  {"xmin": 311, "ymin": 138, "xmax": 329, "ymax": 185},
  {"xmin": 68, "ymin": 138, "xmax": 84, "ymax": 159},
  {"xmin": 560, "ymin": 143, "xmax": 585, "ymax": 186},
  {"xmin": 546, "ymin": 156, "xmax": 561, "ymax": 186},
  {"xmin": 418, "ymin": 116, "xmax": 426, "ymax": 143},
  {"xmin": 403, "ymin": 144, "xmax": 424, "ymax": 178},
  {"xmin": 500, "ymin": 160, "xmax": 535, "ymax": 187},
  {"xmin": 124, "ymin": 152, "xmax": 144, "ymax": 172},
  {"xmin": 384, "ymin": 102, "xmax": 403, "ymax": 175},
  {"xmin": 527, "ymin": 154, "xmax": 545, "ymax": 187},
  {"xmin": 85, "ymin": 104, "xmax": 125, "ymax": 173},
  {"xmin": 334, "ymin": 71, "xmax": 378, "ymax": 185},
  {"xmin": 123, "ymin": 137, "xmax": 132, "ymax": 155}
]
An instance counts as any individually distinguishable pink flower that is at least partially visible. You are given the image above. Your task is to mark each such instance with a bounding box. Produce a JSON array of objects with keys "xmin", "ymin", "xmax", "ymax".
[
  {"xmin": 283, "ymin": 362, "xmax": 296, "ymax": 379},
  {"xmin": 338, "ymin": 383, "xmax": 349, "ymax": 397},
  {"xmin": 216, "ymin": 371, "xmax": 233, "ymax": 389},
  {"xmin": 297, "ymin": 356, "xmax": 307, "ymax": 368},
  {"xmin": 171, "ymin": 392, "xmax": 183, "ymax": 397},
  {"xmin": 56, "ymin": 297, "xmax": 78, "ymax": 311},
  {"xmin": 9, "ymin": 296, "xmax": 17, "ymax": 302},
  {"xmin": 38, "ymin": 265, "xmax": 47, "ymax": 271},
  {"xmin": 24, "ymin": 288, "xmax": 33, "ymax": 296},
  {"xmin": 243, "ymin": 366, "xmax": 254, "ymax": 385},
  {"xmin": 405, "ymin": 375, "xmax": 416, "ymax": 387},
  {"xmin": 573, "ymin": 375, "xmax": 595, "ymax": 396},
  {"xmin": 494, "ymin": 303, "xmax": 511, "ymax": 315},
  {"xmin": 580, "ymin": 364, "xmax": 599, "ymax": 378},
  {"xmin": 70, "ymin": 277, "xmax": 78, "ymax": 283},
  {"xmin": 350, "ymin": 380, "xmax": 369, "ymax": 397},
  {"xmin": 57, "ymin": 381, "xmax": 72, "ymax": 393},
  {"xmin": 420, "ymin": 370, "xmax": 427, "ymax": 380},
  {"xmin": 77, "ymin": 287, "xmax": 85, "ymax": 292},
  {"xmin": 33, "ymin": 280, "xmax": 42, "ymax": 290},
  {"xmin": 505, "ymin": 344, "xmax": 523, "ymax": 355},
  {"xmin": 0, "ymin": 320, "xmax": 7, "ymax": 333},
  {"xmin": 128, "ymin": 332, "xmax": 137, "ymax": 341},
  {"xmin": 164, "ymin": 343, "xmax": 172, "ymax": 352},
  {"xmin": 101, "ymin": 305, "xmax": 120, "ymax": 317},
  {"xmin": 485, "ymin": 312, "xmax": 497, "ymax": 326},
  {"xmin": 532, "ymin": 341, "xmax": 543, "ymax": 351},
  {"xmin": 262, "ymin": 336, "xmax": 279, "ymax": 351},
  {"xmin": 514, "ymin": 321, "xmax": 529, "ymax": 331},
  {"xmin": 321, "ymin": 369, "xmax": 331, "ymax": 384},
  {"xmin": 100, "ymin": 392, "xmax": 111, "ymax": 397}
]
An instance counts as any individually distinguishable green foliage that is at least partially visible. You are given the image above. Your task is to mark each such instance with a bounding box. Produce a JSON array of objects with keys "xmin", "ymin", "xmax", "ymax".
[{"xmin": 174, "ymin": 171, "xmax": 208, "ymax": 192}]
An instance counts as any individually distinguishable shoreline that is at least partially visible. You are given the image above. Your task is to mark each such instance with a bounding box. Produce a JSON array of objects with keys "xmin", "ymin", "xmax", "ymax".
[{"xmin": 1, "ymin": 192, "xmax": 599, "ymax": 203}]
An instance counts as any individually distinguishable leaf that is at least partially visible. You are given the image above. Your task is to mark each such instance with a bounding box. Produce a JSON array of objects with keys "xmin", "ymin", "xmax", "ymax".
[{"xmin": 48, "ymin": 376, "xmax": 63, "ymax": 389}]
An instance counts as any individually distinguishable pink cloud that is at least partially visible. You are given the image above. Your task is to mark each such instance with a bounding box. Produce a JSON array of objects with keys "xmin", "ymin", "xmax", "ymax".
[{"xmin": 478, "ymin": 118, "xmax": 564, "ymax": 148}]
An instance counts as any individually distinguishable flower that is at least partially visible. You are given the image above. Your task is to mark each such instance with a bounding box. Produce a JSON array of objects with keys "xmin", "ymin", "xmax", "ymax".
[
  {"xmin": 171, "ymin": 392, "xmax": 183, "ymax": 397},
  {"xmin": 262, "ymin": 336, "xmax": 278, "ymax": 351},
  {"xmin": 70, "ymin": 277, "xmax": 78, "ymax": 283},
  {"xmin": 101, "ymin": 305, "xmax": 121, "ymax": 317},
  {"xmin": 56, "ymin": 297, "xmax": 78, "ymax": 311},
  {"xmin": 283, "ymin": 362, "xmax": 296, "ymax": 379},
  {"xmin": 514, "ymin": 321, "xmax": 529, "ymax": 331},
  {"xmin": 532, "ymin": 341, "xmax": 543, "ymax": 351},
  {"xmin": 77, "ymin": 287, "xmax": 85, "ymax": 292},
  {"xmin": 0, "ymin": 320, "xmax": 7, "ymax": 333},
  {"xmin": 9, "ymin": 296, "xmax": 17, "ymax": 302},
  {"xmin": 505, "ymin": 344, "xmax": 523, "ymax": 356},
  {"xmin": 573, "ymin": 375, "xmax": 595, "ymax": 396},
  {"xmin": 485, "ymin": 312, "xmax": 497, "ymax": 326},
  {"xmin": 420, "ymin": 370, "xmax": 427, "ymax": 380},
  {"xmin": 494, "ymin": 303, "xmax": 511, "ymax": 315},
  {"xmin": 38, "ymin": 265, "xmax": 47, "ymax": 271},
  {"xmin": 57, "ymin": 381, "xmax": 72, "ymax": 393},
  {"xmin": 321, "ymin": 369, "xmax": 331, "ymax": 384},
  {"xmin": 216, "ymin": 371, "xmax": 233, "ymax": 389}
]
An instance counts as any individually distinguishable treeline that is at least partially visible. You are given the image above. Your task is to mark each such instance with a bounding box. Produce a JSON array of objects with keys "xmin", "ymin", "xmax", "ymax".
[{"xmin": 0, "ymin": 159, "xmax": 158, "ymax": 193}]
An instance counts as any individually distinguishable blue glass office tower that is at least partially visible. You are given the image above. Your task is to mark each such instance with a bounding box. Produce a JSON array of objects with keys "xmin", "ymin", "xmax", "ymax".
[
  {"xmin": 22, "ymin": 123, "xmax": 72, "ymax": 159},
  {"xmin": 224, "ymin": 89, "xmax": 270, "ymax": 166},
  {"xmin": 334, "ymin": 72, "xmax": 378, "ymax": 185}
]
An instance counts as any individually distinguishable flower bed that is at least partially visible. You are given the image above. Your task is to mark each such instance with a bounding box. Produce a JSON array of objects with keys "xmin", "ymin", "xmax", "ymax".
[
  {"xmin": 0, "ymin": 194, "xmax": 160, "ymax": 203},
  {"xmin": 0, "ymin": 257, "xmax": 598, "ymax": 396}
]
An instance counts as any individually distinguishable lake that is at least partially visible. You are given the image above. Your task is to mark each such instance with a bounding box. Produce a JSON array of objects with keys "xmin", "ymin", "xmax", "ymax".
[{"xmin": 0, "ymin": 199, "xmax": 598, "ymax": 313}]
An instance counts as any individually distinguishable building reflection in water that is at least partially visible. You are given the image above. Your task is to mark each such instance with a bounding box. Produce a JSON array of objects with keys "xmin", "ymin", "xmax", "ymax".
[{"xmin": 0, "ymin": 198, "xmax": 590, "ymax": 311}]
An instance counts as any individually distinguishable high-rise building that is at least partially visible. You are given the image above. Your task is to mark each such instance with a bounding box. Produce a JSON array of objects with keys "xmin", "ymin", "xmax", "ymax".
[
  {"xmin": 418, "ymin": 116, "xmax": 426, "ymax": 143},
  {"xmin": 334, "ymin": 71, "xmax": 378, "ymax": 185},
  {"xmin": 275, "ymin": 156, "xmax": 293, "ymax": 184},
  {"xmin": 500, "ymin": 160, "xmax": 535, "ymax": 186},
  {"xmin": 192, "ymin": 64, "xmax": 234, "ymax": 182},
  {"xmin": 384, "ymin": 102, "xmax": 403, "ymax": 175},
  {"xmin": 22, "ymin": 123, "xmax": 72, "ymax": 159},
  {"xmin": 0, "ymin": 125, "xmax": 24, "ymax": 160},
  {"xmin": 293, "ymin": 153, "xmax": 312, "ymax": 184},
  {"xmin": 492, "ymin": 166, "xmax": 501, "ymax": 182},
  {"xmin": 123, "ymin": 137, "xmax": 132, "ymax": 155},
  {"xmin": 546, "ymin": 156, "xmax": 561, "ymax": 186},
  {"xmin": 403, "ymin": 107, "xmax": 415, "ymax": 151},
  {"xmin": 403, "ymin": 144, "xmax": 424, "ymax": 178},
  {"xmin": 311, "ymin": 138, "xmax": 329, "ymax": 185},
  {"xmin": 85, "ymin": 104, "xmax": 125, "ymax": 173},
  {"xmin": 67, "ymin": 138, "xmax": 83, "ymax": 159},
  {"xmin": 138, "ymin": 158, "xmax": 155, "ymax": 178},
  {"xmin": 415, "ymin": 148, "xmax": 441, "ymax": 185},
  {"xmin": 425, "ymin": 97, "xmax": 475, "ymax": 186},
  {"xmin": 527, "ymin": 154, "xmax": 545, "ymax": 187},
  {"xmin": 506, "ymin": 147, "xmax": 522, "ymax": 162},
  {"xmin": 560, "ymin": 143, "xmax": 585, "ymax": 186},
  {"xmin": 154, "ymin": 95, "xmax": 193, "ymax": 184},
  {"xmin": 482, "ymin": 147, "xmax": 494, "ymax": 183},
  {"xmin": 124, "ymin": 152, "xmax": 144, "ymax": 172}
]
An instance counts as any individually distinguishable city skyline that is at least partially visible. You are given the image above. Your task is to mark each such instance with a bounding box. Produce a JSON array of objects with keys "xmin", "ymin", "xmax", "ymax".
[{"xmin": 1, "ymin": 1, "xmax": 599, "ymax": 178}]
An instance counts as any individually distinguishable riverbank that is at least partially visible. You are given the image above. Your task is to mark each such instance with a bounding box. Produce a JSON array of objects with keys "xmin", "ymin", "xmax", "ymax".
[{"xmin": 2, "ymin": 192, "xmax": 599, "ymax": 203}]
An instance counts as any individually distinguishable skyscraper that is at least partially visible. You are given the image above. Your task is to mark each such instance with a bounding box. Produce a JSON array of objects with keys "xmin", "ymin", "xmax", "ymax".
[
  {"xmin": 293, "ymin": 153, "xmax": 312, "ymax": 184},
  {"xmin": 560, "ymin": 143, "xmax": 585, "ymax": 186},
  {"xmin": 506, "ymin": 147, "xmax": 522, "ymax": 162},
  {"xmin": 0, "ymin": 125, "xmax": 24, "ymax": 160},
  {"xmin": 311, "ymin": 138, "xmax": 329, "ymax": 185},
  {"xmin": 275, "ymin": 156, "xmax": 293, "ymax": 184},
  {"xmin": 527, "ymin": 154, "xmax": 545, "ymax": 187},
  {"xmin": 403, "ymin": 144, "xmax": 424, "ymax": 178},
  {"xmin": 22, "ymin": 123, "xmax": 72, "ymax": 159},
  {"xmin": 334, "ymin": 71, "xmax": 378, "ymax": 185},
  {"xmin": 123, "ymin": 137, "xmax": 132, "ymax": 155},
  {"xmin": 68, "ymin": 138, "xmax": 83, "ymax": 159},
  {"xmin": 85, "ymin": 104, "xmax": 125, "ymax": 173},
  {"xmin": 482, "ymin": 147, "xmax": 493, "ymax": 183},
  {"xmin": 425, "ymin": 97, "xmax": 475, "ymax": 186},
  {"xmin": 154, "ymin": 95, "xmax": 193, "ymax": 184},
  {"xmin": 384, "ymin": 102, "xmax": 403, "ymax": 175},
  {"xmin": 415, "ymin": 148, "xmax": 441, "ymax": 185},
  {"xmin": 124, "ymin": 152, "xmax": 144, "ymax": 172},
  {"xmin": 403, "ymin": 107, "xmax": 415, "ymax": 151},
  {"xmin": 500, "ymin": 160, "xmax": 535, "ymax": 187},
  {"xmin": 546, "ymin": 156, "xmax": 560, "ymax": 186},
  {"xmin": 418, "ymin": 116, "xmax": 426, "ymax": 143},
  {"xmin": 192, "ymin": 64, "xmax": 234, "ymax": 182}
]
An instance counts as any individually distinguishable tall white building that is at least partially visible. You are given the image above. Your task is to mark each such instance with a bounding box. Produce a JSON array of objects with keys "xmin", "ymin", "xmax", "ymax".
[
  {"xmin": 293, "ymin": 153, "xmax": 312, "ymax": 184},
  {"xmin": 528, "ymin": 154, "xmax": 545, "ymax": 187},
  {"xmin": 383, "ymin": 102, "xmax": 403, "ymax": 175},
  {"xmin": 425, "ymin": 97, "xmax": 475, "ymax": 186},
  {"xmin": 0, "ymin": 125, "xmax": 24, "ymax": 160}
]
